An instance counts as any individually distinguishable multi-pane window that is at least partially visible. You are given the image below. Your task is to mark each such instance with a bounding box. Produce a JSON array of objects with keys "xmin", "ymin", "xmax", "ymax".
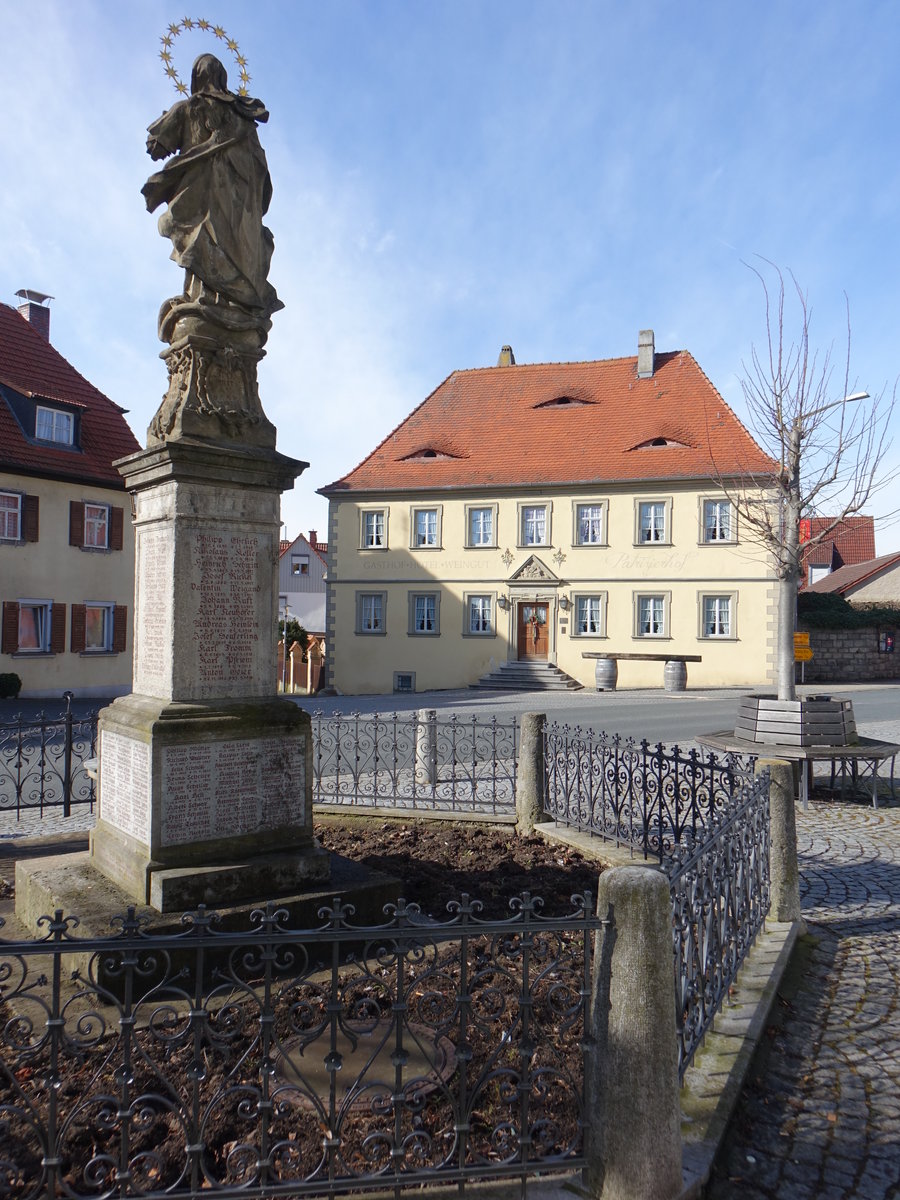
[
  {"xmin": 362, "ymin": 510, "xmax": 386, "ymax": 548},
  {"xmin": 522, "ymin": 505, "xmax": 547, "ymax": 546},
  {"xmin": 575, "ymin": 595, "xmax": 603, "ymax": 635},
  {"xmin": 703, "ymin": 499, "xmax": 732, "ymax": 542},
  {"xmin": 468, "ymin": 507, "xmax": 494, "ymax": 546},
  {"xmin": 17, "ymin": 602, "xmax": 52, "ymax": 651},
  {"xmin": 83, "ymin": 504, "xmax": 109, "ymax": 549},
  {"xmin": 413, "ymin": 594, "xmax": 437, "ymax": 633},
  {"xmin": 638, "ymin": 595, "xmax": 666, "ymax": 636},
  {"xmin": 702, "ymin": 595, "xmax": 732, "ymax": 638},
  {"xmin": 577, "ymin": 504, "xmax": 605, "ymax": 545},
  {"xmin": 35, "ymin": 406, "xmax": 73, "ymax": 444},
  {"xmin": 85, "ymin": 603, "xmax": 115, "ymax": 651},
  {"xmin": 639, "ymin": 501, "xmax": 666, "ymax": 543},
  {"xmin": 0, "ymin": 493, "xmax": 20, "ymax": 541},
  {"xmin": 414, "ymin": 509, "xmax": 438, "ymax": 547},
  {"xmin": 468, "ymin": 595, "xmax": 492, "ymax": 635},
  {"xmin": 359, "ymin": 593, "xmax": 384, "ymax": 632},
  {"xmin": 291, "ymin": 554, "xmax": 310, "ymax": 575}
]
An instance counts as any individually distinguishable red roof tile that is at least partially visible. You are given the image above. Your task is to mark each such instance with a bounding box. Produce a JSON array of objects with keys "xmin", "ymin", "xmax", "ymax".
[
  {"xmin": 800, "ymin": 515, "xmax": 876, "ymax": 587},
  {"xmin": 0, "ymin": 302, "xmax": 140, "ymax": 488},
  {"xmin": 321, "ymin": 351, "xmax": 774, "ymax": 494}
]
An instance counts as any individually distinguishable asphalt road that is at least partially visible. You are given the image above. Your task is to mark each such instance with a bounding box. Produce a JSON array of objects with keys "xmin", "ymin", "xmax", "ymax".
[{"xmin": 3, "ymin": 681, "xmax": 899, "ymax": 745}]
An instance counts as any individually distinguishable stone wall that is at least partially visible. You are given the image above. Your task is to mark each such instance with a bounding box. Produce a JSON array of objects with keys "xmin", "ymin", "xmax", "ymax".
[{"xmin": 798, "ymin": 623, "xmax": 900, "ymax": 682}]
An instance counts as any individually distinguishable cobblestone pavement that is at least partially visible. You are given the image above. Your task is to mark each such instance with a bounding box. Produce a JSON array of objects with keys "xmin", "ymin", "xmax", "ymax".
[{"xmin": 707, "ymin": 719, "xmax": 900, "ymax": 1199}]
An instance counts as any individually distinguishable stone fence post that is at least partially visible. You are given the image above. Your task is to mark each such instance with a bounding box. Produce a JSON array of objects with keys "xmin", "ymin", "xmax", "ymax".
[
  {"xmin": 585, "ymin": 866, "xmax": 682, "ymax": 1200},
  {"xmin": 515, "ymin": 711, "xmax": 546, "ymax": 834},
  {"xmin": 757, "ymin": 758, "xmax": 804, "ymax": 927},
  {"xmin": 415, "ymin": 709, "xmax": 437, "ymax": 787}
]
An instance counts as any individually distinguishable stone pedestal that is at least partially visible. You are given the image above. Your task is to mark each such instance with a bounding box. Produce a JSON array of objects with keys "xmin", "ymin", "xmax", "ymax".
[{"xmin": 87, "ymin": 438, "xmax": 330, "ymax": 911}]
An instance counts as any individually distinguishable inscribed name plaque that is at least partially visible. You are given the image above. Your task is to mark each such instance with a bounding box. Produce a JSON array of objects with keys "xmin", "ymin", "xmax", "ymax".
[
  {"xmin": 99, "ymin": 730, "xmax": 152, "ymax": 843},
  {"xmin": 189, "ymin": 532, "xmax": 263, "ymax": 690},
  {"xmin": 160, "ymin": 736, "xmax": 306, "ymax": 847}
]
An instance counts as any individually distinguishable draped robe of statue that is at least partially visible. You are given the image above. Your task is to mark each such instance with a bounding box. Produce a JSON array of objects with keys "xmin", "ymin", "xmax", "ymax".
[{"xmin": 142, "ymin": 54, "xmax": 282, "ymax": 446}]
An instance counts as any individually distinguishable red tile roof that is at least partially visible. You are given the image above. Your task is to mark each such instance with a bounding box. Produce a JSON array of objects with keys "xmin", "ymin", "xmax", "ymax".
[
  {"xmin": 321, "ymin": 351, "xmax": 775, "ymax": 494},
  {"xmin": 799, "ymin": 515, "xmax": 876, "ymax": 587},
  {"xmin": 0, "ymin": 302, "xmax": 141, "ymax": 488},
  {"xmin": 804, "ymin": 552, "xmax": 900, "ymax": 595}
]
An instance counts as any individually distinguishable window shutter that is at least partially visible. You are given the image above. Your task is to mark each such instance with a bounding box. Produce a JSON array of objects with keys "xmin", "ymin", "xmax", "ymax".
[
  {"xmin": 1, "ymin": 603, "xmax": 19, "ymax": 654},
  {"xmin": 69, "ymin": 502, "xmax": 85, "ymax": 547},
  {"xmin": 50, "ymin": 603, "xmax": 66, "ymax": 654},
  {"xmin": 22, "ymin": 495, "xmax": 39, "ymax": 542},
  {"xmin": 70, "ymin": 604, "xmax": 86, "ymax": 653},
  {"xmin": 112, "ymin": 606, "xmax": 128, "ymax": 653},
  {"xmin": 110, "ymin": 506, "xmax": 124, "ymax": 551}
]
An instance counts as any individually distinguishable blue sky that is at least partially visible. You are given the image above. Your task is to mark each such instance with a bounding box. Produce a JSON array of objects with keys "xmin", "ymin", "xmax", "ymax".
[{"xmin": 2, "ymin": 1, "xmax": 898, "ymax": 550}]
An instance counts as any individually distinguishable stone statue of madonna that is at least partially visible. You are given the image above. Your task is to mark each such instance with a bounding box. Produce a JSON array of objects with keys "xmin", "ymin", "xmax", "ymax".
[{"xmin": 142, "ymin": 54, "xmax": 282, "ymax": 447}]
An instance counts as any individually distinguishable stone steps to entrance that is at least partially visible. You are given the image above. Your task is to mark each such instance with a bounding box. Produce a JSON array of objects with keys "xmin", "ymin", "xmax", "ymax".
[{"xmin": 471, "ymin": 661, "xmax": 583, "ymax": 692}]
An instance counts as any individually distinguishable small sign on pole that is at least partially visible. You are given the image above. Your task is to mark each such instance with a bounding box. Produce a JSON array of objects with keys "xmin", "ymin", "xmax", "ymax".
[{"xmin": 794, "ymin": 632, "xmax": 813, "ymax": 662}]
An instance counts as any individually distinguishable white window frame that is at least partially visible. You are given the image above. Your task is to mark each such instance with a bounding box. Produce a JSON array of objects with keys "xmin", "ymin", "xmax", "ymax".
[
  {"xmin": 0, "ymin": 492, "xmax": 21, "ymax": 541},
  {"xmin": 356, "ymin": 591, "xmax": 386, "ymax": 634},
  {"xmin": 464, "ymin": 593, "xmax": 495, "ymax": 637},
  {"xmin": 17, "ymin": 599, "xmax": 53, "ymax": 652},
  {"xmin": 699, "ymin": 592, "xmax": 737, "ymax": 639},
  {"xmin": 83, "ymin": 502, "xmax": 110, "ymax": 550},
  {"xmin": 634, "ymin": 591, "xmax": 671, "ymax": 638},
  {"xmin": 573, "ymin": 500, "xmax": 608, "ymax": 547},
  {"xmin": 571, "ymin": 592, "xmax": 608, "ymax": 638},
  {"xmin": 35, "ymin": 405, "xmax": 73, "ymax": 445},
  {"xmin": 360, "ymin": 508, "xmax": 388, "ymax": 550},
  {"xmin": 84, "ymin": 601, "xmax": 115, "ymax": 652},
  {"xmin": 634, "ymin": 498, "xmax": 672, "ymax": 545},
  {"xmin": 410, "ymin": 505, "xmax": 442, "ymax": 550},
  {"xmin": 518, "ymin": 502, "xmax": 551, "ymax": 547},
  {"xmin": 465, "ymin": 504, "xmax": 497, "ymax": 548},
  {"xmin": 700, "ymin": 497, "xmax": 735, "ymax": 544},
  {"xmin": 408, "ymin": 591, "xmax": 440, "ymax": 635}
]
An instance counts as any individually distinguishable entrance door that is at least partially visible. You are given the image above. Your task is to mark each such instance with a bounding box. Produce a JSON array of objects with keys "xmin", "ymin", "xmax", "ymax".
[{"xmin": 517, "ymin": 603, "xmax": 549, "ymax": 660}]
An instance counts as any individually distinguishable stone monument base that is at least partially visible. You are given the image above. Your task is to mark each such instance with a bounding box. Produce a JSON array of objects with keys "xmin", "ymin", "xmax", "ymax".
[
  {"xmin": 90, "ymin": 693, "xmax": 330, "ymax": 912},
  {"xmin": 14, "ymin": 850, "xmax": 401, "ymax": 998}
]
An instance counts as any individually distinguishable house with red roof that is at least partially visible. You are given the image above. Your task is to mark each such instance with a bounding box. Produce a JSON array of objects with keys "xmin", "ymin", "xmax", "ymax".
[
  {"xmin": 799, "ymin": 515, "xmax": 876, "ymax": 589},
  {"xmin": 804, "ymin": 551, "xmax": 900, "ymax": 604},
  {"xmin": 0, "ymin": 294, "xmax": 141, "ymax": 698},
  {"xmin": 277, "ymin": 530, "xmax": 328, "ymax": 637},
  {"xmin": 319, "ymin": 332, "xmax": 779, "ymax": 694}
]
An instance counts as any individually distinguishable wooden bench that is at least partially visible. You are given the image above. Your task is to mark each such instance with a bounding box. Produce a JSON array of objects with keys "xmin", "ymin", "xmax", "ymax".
[{"xmin": 581, "ymin": 652, "xmax": 703, "ymax": 692}]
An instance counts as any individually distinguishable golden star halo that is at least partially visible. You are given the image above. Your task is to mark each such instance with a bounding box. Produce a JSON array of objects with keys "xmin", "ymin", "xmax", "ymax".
[{"xmin": 156, "ymin": 18, "xmax": 251, "ymax": 96}]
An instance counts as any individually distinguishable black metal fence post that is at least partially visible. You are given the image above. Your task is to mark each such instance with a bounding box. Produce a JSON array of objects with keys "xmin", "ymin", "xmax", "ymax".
[{"xmin": 62, "ymin": 691, "xmax": 74, "ymax": 818}]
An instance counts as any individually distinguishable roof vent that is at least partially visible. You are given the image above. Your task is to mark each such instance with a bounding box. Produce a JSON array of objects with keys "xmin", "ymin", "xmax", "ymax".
[
  {"xmin": 15, "ymin": 289, "xmax": 53, "ymax": 341},
  {"xmin": 637, "ymin": 329, "xmax": 655, "ymax": 378},
  {"xmin": 497, "ymin": 345, "xmax": 516, "ymax": 367}
]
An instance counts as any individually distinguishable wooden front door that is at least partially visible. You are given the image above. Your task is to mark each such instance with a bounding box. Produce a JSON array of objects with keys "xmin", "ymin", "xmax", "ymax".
[{"xmin": 517, "ymin": 603, "xmax": 549, "ymax": 660}]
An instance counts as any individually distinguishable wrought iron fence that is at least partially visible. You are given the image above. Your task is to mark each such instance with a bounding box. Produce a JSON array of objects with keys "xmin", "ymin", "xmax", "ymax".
[
  {"xmin": 310, "ymin": 711, "xmax": 518, "ymax": 815},
  {"xmin": 667, "ymin": 769, "xmax": 771, "ymax": 1078},
  {"xmin": 542, "ymin": 723, "xmax": 755, "ymax": 860},
  {"xmin": 0, "ymin": 693, "xmax": 97, "ymax": 821},
  {"xmin": 0, "ymin": 892, "xmax": 595, "ymax": 1200}
]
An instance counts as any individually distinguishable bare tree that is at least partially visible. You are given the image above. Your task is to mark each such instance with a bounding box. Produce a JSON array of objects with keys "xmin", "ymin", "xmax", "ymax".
[{"xmin": 715, "ymin": 262, "xmax": 897, "ymax": 701}]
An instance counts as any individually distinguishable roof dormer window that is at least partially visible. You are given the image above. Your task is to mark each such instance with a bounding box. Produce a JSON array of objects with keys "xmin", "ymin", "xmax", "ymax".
[
  {"xmin": 400, "ymin": 446, "xmax": 461, "ymax": 461},
  {"xmin": 630, "ymin": 435, "xmax": 690, "ymax": 450},
  {"xmin": 35, "ymin": 405, "xmax": 74, "ymax": 445},
  {"xmin": 534, "ymin": 395, "xmax": 593, "ymax": 409}
]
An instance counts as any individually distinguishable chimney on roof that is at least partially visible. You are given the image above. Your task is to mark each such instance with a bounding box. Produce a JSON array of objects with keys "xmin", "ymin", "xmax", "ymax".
[
  {"xmin": 15, "ymin": 289, "xmax": 53, "ymax": 341},
  {"xmin": 309, "ymin": 530, "xmax": 318, "ymax": 546},
  {"xmin": 497, "ymin": 345, "xmax": 516, "ymax": 367},
  {"xmin": 637, "ymin": 329, "xmax": 655, "ymax": 378}
]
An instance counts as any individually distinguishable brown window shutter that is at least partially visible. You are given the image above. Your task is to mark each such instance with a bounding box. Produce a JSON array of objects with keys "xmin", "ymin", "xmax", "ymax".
[
  {"xmin": 22, "ymin": 495, "xmax": 39, "ymax": 542},
  {"xmin": 69, "ymin": 501, "xmax": 85, "ymax": 548},
  {"xmin": 110, "ymin": 506, "xmax": 124, "ymax": 551},
  {"xmin": 70, "ymin": 604, "xmax": 86, "ymax": 653},
  {"xmin": 1, "ymin": 603, "xmax": 19, "ymax": 654},
  {"xmin": 112, "ymin": 605, "xmax": 128, "ymax": 653},
  {"xmin": 50, "ymin": 603, "xmax": 66, "ymax": 654}
]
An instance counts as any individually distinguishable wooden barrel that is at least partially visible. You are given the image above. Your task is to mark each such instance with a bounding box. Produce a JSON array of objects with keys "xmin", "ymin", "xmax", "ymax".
[
  {"xmin": 664, "ymin": 659, "xmax": 687, "ymax": 692},
  {"xmin": 594, "ymin": 658, "xmax": 618, "ymax": 691}
]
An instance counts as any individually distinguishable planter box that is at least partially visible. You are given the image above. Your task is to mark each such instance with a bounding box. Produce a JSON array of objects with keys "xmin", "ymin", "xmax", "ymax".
[{"xmin": 734, "ymin": 695, "xmax": 857, "ymax": 747}]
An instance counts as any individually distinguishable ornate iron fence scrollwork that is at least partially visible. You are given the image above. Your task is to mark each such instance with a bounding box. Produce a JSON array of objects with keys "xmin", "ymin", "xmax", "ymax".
[
  {"xmin": 0, "ymin": 695, "xmax": 97, "ymax": 820},
  {"xmin": 0, "ymin": 892, "xmax": 595, "ymax": 1199}
]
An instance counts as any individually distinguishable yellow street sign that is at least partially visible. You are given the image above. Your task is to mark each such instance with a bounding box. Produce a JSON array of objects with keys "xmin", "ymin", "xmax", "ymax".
[
  {"xmin": 794, "ymin": 647, "xmax": 814, "ymax": 662},
  {"xmin": 794, "ymin": 632, "xmax": 811, "ymax": 649}
]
